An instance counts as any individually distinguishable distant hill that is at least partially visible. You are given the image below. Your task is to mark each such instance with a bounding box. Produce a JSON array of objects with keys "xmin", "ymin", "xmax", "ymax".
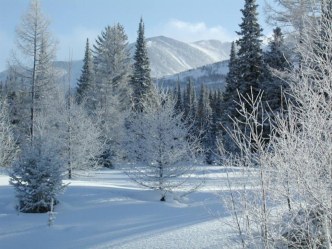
[{"xmin": 156, "ymin": 60, "xmax": 229, "ymax": 91}]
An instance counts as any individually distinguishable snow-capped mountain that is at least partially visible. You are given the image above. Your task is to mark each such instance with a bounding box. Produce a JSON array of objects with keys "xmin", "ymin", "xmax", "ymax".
[
  {"xmin": 0, "ymin": 36, "xmax": 231, "ymax": 88},
  {"xmin": 156, "ymin": 60, "xmax": 229, "ymax": 91},
  {"xmin": 138, "ymin": 36, "xmax": 231, "ymax": 78}
]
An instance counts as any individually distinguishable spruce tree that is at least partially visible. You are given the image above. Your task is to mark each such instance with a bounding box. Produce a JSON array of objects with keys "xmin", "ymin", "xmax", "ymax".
[
  {"xmin": 196, "ymin": 83, "xmax": 213, "ymax": 163},
  {"xmin": 221, "ymin": 0, "xmax": 266, "ymax": 152},
  {"xmin": 130, "ymin": 18, "xmax": 155, "ymax": 112},
  {"xmin": 221, "ymin": 41, "xmax": 238, "ymax": 128},
  {"xmin": 77, "ymin": 38, "xmax": 95, "ymax": 107},
  {"xmin": 264, "ymin": 27, "xmax": 292, "ymax": 112},
  {"xmin": 236, "ymin": 0, "xmax": 265, "ymax": 98}
]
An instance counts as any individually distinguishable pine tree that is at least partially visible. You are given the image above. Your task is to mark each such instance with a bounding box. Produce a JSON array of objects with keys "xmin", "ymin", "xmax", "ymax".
[
  {"xmin": 77, "ymin": 38, "xmax": 95, "ymax": 108},
  {"xmin": 130, "ymin": 18, "xmax": 155, "ymax": 112},
  {"xmin": 221, "ymin": 41, "xmax": 238, "ymax": 128},
  {"xmin": 221, "ymin": 0, "xmax": 267, "ymax": 152},
  {"xmin": 264, "ymin": 27, "xmax": 292, "ymax": 112},
  {"xmin": 236, "ymin": 0, "xmax": 265, "ymax": 98},
  {"xmin": 196, "ymin": 83, "xmax": 213, "ymax": 163}
]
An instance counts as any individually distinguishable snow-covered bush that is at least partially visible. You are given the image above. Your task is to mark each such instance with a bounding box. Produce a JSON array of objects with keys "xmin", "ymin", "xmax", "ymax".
[{"xmin": 281, "ymin": 206, "xmax": 331, "ymax": 249}]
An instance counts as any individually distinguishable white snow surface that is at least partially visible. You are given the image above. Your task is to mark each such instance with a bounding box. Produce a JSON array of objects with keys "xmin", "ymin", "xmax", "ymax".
[{"xmin": 0, "ymin": 166, "xmax": 246, "ymax": 249}]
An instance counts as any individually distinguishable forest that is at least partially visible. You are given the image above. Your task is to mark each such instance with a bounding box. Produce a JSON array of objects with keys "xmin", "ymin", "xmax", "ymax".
[{"xmin": 1, "ymin": 0, "xmax": 332, "ymax": 248}]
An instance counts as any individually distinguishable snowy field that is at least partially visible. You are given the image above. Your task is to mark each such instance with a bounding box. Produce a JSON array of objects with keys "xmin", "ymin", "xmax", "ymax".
[{"xmin": 0, "ymin": 166, "xmax": 248, "ymax": 249}]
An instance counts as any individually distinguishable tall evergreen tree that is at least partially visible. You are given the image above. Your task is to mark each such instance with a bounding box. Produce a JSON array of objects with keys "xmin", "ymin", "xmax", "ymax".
[
  {"xmin": 196, "ymin": 83, "xmax": 213, "ymax": 163},
  {"xmin": 221, "ymin": 0, "xmax": 267, "ymax": 152},
  {"xmin": 221, "ymin": 41, "xmax": 238, "ymax": 127},
  {"xmin": 76, "ymin": 38, "xmax": 95, "ymax": 107},
  {"xmin": 130, "ymin": 18, "xmax": 155, "ymax": 112},
  {"xmin": 236, "ymin": 0, "xmax": 265, "ymax": 97}
]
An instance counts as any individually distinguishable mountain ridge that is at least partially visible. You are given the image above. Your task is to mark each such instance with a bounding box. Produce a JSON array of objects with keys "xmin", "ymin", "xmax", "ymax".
[{"xmin": 0, "ymin": 36, "xmax": 231, "ymax": 88}]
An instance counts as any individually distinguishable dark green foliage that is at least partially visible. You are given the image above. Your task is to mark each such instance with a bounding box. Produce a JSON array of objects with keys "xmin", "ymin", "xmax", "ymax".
[
  {"xmin": 77, "ymin": 38, "xmax": 95, "ymax": 107},
  {"xmin": 183, "ymin": 80, "xmax": 196, "ymax": 121},
  {"xmin": 264, "ymin": 27, "xmax": 292, "ymax": 113},
  {"xmin": 220, "ymin": 0, "xmax": 267, "ymax": 152},
  {"xmin": 174, "ymin": 81, "xmax": 182, "ymax": 115},
  {"xmin": 130, "ymin": 18, "xmax": 155, "ymax": 112}
]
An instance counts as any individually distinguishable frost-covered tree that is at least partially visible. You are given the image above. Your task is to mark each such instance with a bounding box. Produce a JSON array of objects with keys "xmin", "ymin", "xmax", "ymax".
[
  {"xmin": 124, "ymin": 91, "xmax": 199, "ymax": 201},
  {"xmin": 10, "ymin": 0, "xmax": 56, "ymax": 143},
  {"xmin": 55, "ymin": 90, "xmax": 105, "ymax": 178},
  {"xmin": 93, "ymin": 24, "xmax": 132, "ymax": 110},
  {"xmin": 10, "ymin": 143, "xmax": 64, "ymax": 213},
  {"xmin": 265, "ymin": 0, "xmax": 320, "ymax": 32},
  {"xmin": 10, "ymin": 92, "xmax": 65, "ymax": 213},
  {"xmin": 93, "ymin": 24, "xmax": 131, "ymax": 167},
  {"xmin": 130, "ymin": 18, "xmax": 155, "ymax": 112},
  {"xmin": 76, "ymin": 38, "xmax": 95, "ymax": 109},
  {"xmin": 0, "ymin": 99, "xmax": 18, "ymax": 168},
  {"xmin": 219, "ymin": 4, "xmax": 332, "ymax": 247}
]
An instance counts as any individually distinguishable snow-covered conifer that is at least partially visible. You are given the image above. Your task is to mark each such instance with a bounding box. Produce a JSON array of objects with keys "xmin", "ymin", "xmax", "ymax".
[{"xmin": 10, "ymin": 143, "xmax": 64, "ymax": 213}]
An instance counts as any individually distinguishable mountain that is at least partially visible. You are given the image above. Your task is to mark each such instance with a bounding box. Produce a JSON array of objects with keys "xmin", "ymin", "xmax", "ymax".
[
  {"xmin": 156, "ymin": 60, "xmax": 229, "ymax": 90},
  {"xmin": 0, "ymin": 36, "xmax": 231, "ymax": 88},
  {"xmin": 138, "ymin": 36, "xmax": 231, "ymax": 78}
]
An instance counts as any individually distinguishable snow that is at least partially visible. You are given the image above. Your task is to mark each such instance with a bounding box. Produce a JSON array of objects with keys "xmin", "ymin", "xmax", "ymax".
[{"xmin": 0, "ymin": 166, "xmax": 241, "ymax": 249}]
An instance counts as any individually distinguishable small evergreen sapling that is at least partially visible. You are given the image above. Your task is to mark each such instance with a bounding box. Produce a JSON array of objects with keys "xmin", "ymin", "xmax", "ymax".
[{"xmin": 10, "ymin": 144, "xmax": 65, "ymax": 213}]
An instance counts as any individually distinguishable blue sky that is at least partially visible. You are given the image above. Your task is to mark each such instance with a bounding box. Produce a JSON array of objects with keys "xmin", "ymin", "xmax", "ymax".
[{"xmin": 0, "ymin": 0, "xmax": 272, "ymax": 71}]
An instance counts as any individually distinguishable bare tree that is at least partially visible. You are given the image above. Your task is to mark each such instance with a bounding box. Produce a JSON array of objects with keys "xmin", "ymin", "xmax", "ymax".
[
  {"xmin": 124, "ymin": 91, "xmax": 200, "ymax": 201},
  {"xmin": 219, "ymin": 3, "xmax": 332, "ymax": 247},
  {"xmin": 10, "ymin": 0, "xmax": 56, "ymax": 144}
]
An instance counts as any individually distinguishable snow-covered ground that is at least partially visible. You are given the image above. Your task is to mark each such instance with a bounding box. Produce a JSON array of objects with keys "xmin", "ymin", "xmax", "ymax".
[{"xmin": 0, "ymin": 166, "xmax": 246, "ymax": 249}]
